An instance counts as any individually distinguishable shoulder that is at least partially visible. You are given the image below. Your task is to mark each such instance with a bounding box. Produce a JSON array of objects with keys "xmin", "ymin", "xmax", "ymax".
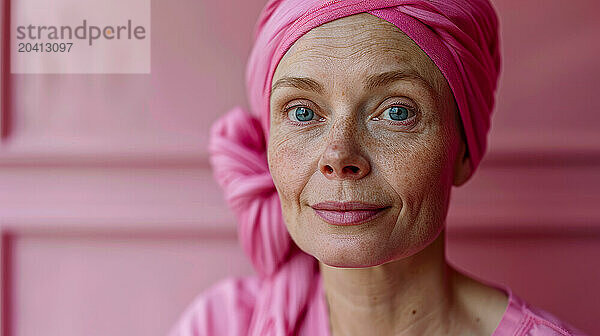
[
  {"xmin": 494, "ymin": 288, "xmax": 589, "ymax": 336},
  {"xmin": 450, "ymin": 269, "xmax": 588, "ymax": 336},
  {"xmin": 168, "ymin": 276, "xmax": 261, "ymax": 336}
]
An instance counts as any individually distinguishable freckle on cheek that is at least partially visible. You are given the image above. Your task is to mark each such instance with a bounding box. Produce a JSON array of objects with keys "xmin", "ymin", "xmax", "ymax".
[{"xmin": 273, "ymin": 148, "xmax": 301, "ymax": 174}]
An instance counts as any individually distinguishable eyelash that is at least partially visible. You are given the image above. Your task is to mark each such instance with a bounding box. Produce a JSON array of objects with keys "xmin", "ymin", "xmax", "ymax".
[
  {"xmin": 375, "ymin": 103, "xmax": 418, "ymax": 127},
  {"xmin": 283, "ymin": 101, "xmax": 418, "ymax": 128},
  {"xmin": 284, "ymin": 104, "xmax": 324, "ymax": 126}
]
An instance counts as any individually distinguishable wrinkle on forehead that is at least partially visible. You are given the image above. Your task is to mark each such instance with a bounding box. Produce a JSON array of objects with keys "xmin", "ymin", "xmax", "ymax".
[{"xmin": 274, "ymin": 13, "xmax": 450, "ymax": 103}]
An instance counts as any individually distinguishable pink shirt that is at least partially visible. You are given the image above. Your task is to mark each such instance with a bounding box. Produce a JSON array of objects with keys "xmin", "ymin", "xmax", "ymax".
[{"xmin": 168, "ymin": 275, "xmax": 588, "ymax": 336}]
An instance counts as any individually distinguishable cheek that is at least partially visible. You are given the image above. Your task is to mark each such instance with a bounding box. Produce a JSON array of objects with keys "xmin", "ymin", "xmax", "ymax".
[
  {"xmin": 377, "ymin": 130, "xmax": 455, "ymax": 224},
  {"xmin": 268, "ymin": 132, "xmax": 322, "ymax": 241},
  {"xmin": 374, "ymin": 129, "xmax": 453, "ymax": 185},
  {"xmin": 267, "ymin": 133, "xmax": 316, "ymax": 205}
]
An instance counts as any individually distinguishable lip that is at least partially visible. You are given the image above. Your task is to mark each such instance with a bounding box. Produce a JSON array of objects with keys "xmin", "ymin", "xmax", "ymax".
[
  {"xmin": 310, "ymin": 201, "xmax": 389, "ymax": 226},
  {"xmin": 311, "ymin": 201, "xmax": 387, "ymax": 211}
]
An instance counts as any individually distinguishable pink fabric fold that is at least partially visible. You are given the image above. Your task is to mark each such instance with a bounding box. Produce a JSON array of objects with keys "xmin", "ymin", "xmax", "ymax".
[
  {"xmin": 206, "ymin": 0, "xmax": 502, "ymax": 334},
  {"xmin": 208, "ymin": 106, "xmax": 290, "ymax": 277}
]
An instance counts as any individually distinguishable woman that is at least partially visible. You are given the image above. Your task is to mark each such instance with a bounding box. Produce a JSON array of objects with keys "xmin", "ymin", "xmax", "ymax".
[{"xmin": 169, "ymin": 0, "xmax": 587, "ymax": 335}]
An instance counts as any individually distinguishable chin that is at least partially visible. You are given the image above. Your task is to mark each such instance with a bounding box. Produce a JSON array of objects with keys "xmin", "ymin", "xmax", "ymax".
[
  {"xmin": 286, "ymin": 209, "xmax": 447, "ymax": 268},
  {"xmin": 316, "ymin": 254, "xmax": 390, "ymax": 268},
  {"xmin": 301, "ymin": 236, "xmax": 400, "ymax": 268},
  {"xmin": 294, "ymin": 224, "xmax": 445, "ymax": 269}
]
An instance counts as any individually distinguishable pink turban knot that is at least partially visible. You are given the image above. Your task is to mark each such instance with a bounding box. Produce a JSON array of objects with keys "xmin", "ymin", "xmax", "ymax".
[{"xmin": 208, "ymin": 0, "xmax": 500, "ymax": 334}]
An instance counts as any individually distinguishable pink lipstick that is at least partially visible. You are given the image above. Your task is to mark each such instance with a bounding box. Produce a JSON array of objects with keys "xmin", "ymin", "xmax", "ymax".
[{"xmin": 310, "ymin": 201, "xmax": 389, "ymax": 226}]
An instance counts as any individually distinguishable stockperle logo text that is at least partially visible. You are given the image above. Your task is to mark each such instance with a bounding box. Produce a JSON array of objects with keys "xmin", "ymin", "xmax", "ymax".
[{"xmin": 16, "ymin": 19, "xmax": 147, "ymax": 46}]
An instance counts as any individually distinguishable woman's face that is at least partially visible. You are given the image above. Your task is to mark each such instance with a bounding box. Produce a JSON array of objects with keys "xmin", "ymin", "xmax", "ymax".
[{"xmin": 268, "ymin": 13, "xmax": 470, "ymax": 268}]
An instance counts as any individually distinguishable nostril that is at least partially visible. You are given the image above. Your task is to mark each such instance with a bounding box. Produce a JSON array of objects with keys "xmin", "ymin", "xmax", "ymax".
[{"xmin": 345, "ymin": 166, "xmax": 359, "ymax": 174}]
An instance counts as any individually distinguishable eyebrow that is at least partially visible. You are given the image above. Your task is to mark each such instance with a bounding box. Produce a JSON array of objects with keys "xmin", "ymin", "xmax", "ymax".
[
  {"xmin": 365, "ymin": 70, "xmax": 433, "ymax": 92},
  {"xmin": 271, "ymin": 76, "xmax": 325, "ymax": 96},
  {"xmin": 270, "ymin": 70, "xmax": 434, "ymax": 96}
]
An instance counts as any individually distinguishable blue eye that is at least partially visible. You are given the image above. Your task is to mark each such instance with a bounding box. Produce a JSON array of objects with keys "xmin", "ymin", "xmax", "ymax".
[
  {"xmin": 384, "ymin": 106, "xmax": 412, "ymax": 121},
  {"xmin": 288, "ymin": 106, "xmax": 315, "ymax": 122}
]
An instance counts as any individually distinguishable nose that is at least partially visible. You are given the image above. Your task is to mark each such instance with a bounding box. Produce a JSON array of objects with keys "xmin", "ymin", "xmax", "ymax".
[{"xmin": 318, "ymin": 125, "xmax": 371, "ymax": 181}]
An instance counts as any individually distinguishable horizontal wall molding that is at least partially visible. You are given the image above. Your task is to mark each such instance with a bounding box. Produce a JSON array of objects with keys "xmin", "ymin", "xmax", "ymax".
[
  {"xmin": 1, "ymin": 223, "xmax": 598, "ymax": 241},
  {"xmin": 0, "ymin": 226, "xmax": 239, "ymax": 240},
  {"xmin": 446, "ymin": 225, "xmax": 600, "ymax": 240},
  {"xmin": 0, "ymin": 148, "xmax": 599, "ymax": 168},
  {"xmin": 0, "ymin": 151, "xmax": 212, "ymax": 168},
  {"xmin": 480, "ymin": 150, "xmax": 600, "ymax": 168}
]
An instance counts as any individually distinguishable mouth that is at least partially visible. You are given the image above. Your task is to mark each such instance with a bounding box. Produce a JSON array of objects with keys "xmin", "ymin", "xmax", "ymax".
[{"xmin": 310, "ymin": 201, "xmax": 390, "ymax": 226}]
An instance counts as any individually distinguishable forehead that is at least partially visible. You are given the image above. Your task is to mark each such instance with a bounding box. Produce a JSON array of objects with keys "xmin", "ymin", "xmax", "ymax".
[{"xmin": 272, "ymin": 13, "xmax": 446, "ymax": 96}]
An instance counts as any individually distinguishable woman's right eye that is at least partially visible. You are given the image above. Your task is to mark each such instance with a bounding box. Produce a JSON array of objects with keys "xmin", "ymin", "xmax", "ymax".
[{"xmin": 287, "ymin": 106, "xmax": 318, "ymax": 123}]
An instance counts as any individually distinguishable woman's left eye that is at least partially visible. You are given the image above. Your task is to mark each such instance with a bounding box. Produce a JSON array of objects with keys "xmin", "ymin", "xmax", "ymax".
[{"xmin": 381, "ymin": 105, "xmax": 415, "ymax": 122}]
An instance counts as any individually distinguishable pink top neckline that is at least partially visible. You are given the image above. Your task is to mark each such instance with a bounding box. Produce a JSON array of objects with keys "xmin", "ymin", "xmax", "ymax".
[
  {"xmin": 490, "ymin": 282, "xmax": 524, "ymax": 335},
  {"xmin": 169, "ymin": 269, "xmax": 588, "ymax": 335},
  {"xmin": 312, "ymin": 273, "xmax": 528, "ymax": 336}
]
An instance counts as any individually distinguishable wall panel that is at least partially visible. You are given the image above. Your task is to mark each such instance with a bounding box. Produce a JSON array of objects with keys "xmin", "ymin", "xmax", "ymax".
[{"xmin": 0, "ymin": 0, "xmax": 598, "ymax": 335}]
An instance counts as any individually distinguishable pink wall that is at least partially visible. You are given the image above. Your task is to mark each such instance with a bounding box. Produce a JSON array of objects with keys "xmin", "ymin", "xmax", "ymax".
[{"xmin": 0, "ymin": 0, "xmax": 599, "ymax": 335}]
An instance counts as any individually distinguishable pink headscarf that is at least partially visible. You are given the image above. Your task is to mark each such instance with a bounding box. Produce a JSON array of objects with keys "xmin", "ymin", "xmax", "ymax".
[{"xmin": 208, "ymin": 0, "xmax": 500, "ymax": 334}]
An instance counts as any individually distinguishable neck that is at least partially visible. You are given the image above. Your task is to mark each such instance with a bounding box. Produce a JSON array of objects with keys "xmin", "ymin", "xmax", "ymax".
[{"xmin": 319, "ymin": 228, "xmax": 458, "ymax": 336}]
